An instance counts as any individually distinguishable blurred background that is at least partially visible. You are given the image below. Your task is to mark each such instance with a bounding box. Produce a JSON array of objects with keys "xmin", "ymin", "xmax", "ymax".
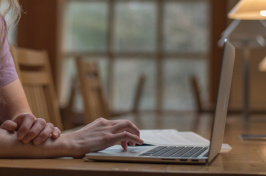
[
  {"xmin": 9, "ymin": 0, "xmax": 266, "ymax": 128},
  {"xmin": 61, "ymin": 0, "xmax": 209, "ymax": 112}
]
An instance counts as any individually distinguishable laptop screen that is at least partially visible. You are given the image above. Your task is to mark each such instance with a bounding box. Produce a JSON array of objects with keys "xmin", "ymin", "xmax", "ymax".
[{"xmin": 208, "ymin": 39, "xmax": 235, "ymax": 163}]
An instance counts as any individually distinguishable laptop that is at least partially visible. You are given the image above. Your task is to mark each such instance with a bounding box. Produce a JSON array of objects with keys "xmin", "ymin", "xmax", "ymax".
[{"xmin": 85, "ymin": 39, "xmax": 235, "ymax": 164}]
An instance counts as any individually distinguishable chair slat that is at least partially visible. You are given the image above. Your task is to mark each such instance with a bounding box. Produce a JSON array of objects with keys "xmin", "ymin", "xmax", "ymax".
[
  {"xmin": 11, "ymin": 46, "xmax": 63, "ymax": 130},
  {"xmin": 12, "ymin": 47, "xmax": 46, "ymax": 67},
  {"xmin": 21, "ymin": 71, "xmax": 50, "ymax": 85}
]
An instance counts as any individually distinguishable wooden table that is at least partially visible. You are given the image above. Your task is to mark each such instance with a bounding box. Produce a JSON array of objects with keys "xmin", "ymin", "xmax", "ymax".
[{"xmin": 1, "ymin": 112, "xmax": 266, "ymax": 176}]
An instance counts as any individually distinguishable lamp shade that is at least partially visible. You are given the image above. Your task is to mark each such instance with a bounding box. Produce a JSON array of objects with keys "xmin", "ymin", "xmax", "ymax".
[{"xmin": 228, "ymin": 0, "xmax": 266, "ymax": 20}]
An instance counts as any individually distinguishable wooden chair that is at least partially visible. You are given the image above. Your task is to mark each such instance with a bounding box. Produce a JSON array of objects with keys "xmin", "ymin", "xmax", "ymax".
[
  {"xmin": 75, "ymin": 57, "xmax": 146, "ymax": 124},
  {"xmin": 76, "ymin": 58, "xmax": 110, "ymax": 124},
  {"xmin": 190, "ymin": 75, "xmax": 213, "ymax": 114},
  {"xmin": 10, "ymin": 46, "xmax": 63, "ymax": 130}
]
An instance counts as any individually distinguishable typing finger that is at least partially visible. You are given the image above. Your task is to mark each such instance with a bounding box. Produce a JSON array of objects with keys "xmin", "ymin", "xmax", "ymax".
[
  {"xmin": 33, "ymin": 123, "xmax": 54, "ymax": 145},
  {"xmin": 111, "ymin": 120, "xmax": 140, "ymax": 137},
  {"xmin": 21, "ymin": 118, "xmax": 46, "ymax": 143},
  {"xmin": 121, "ymin": 141, "xmax": 128, "ymax": 151},
  {"xmin": 111, "ymin": 131, "xmax": 143, "ymax": 146}
]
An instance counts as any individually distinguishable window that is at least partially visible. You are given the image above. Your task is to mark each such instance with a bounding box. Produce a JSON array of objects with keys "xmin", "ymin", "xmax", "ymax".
[{"xmin": 62, "ymin": 0, "xmax": 210, "ymax": 112}]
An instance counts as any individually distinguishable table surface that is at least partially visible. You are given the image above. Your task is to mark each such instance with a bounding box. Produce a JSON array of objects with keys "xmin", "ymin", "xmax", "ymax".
[{"xmin": 1, "ymin": 112, "xmax": 266, "ymax": 176}]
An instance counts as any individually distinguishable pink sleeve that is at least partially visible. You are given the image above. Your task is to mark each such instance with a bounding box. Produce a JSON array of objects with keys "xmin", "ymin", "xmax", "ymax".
[{"xmin": 0, "ymin": 18, "xmax": 18, "ymax": 87}]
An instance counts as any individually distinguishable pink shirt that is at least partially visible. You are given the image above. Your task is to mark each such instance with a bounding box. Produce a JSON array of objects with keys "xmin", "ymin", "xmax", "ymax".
[{"xmin": 0, "ymin": 17, "xmax": 18, "ymax": 87}]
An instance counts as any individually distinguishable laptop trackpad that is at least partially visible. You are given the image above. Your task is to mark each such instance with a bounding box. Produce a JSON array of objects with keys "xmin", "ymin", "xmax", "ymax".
[{"xmin": 87, "ymin": 145, "xmax": 154, "ymax": 157}]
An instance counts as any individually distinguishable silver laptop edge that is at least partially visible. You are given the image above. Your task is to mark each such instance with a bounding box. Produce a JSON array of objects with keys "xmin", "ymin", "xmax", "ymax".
[{"xmin": 208, "ymin": 39, "xmax": 235, "ymax": 163}]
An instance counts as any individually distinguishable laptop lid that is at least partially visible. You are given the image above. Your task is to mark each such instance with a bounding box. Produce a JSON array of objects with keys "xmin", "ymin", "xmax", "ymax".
[{"xmin": 208, "ymin": 39, "xmax": 235, "ymax": 163}]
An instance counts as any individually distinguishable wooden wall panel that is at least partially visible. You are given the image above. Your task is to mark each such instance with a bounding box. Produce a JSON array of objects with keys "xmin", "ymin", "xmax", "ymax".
[
  {"xmin": 209, "ymin": 0, "xmax": 228, "ymax": 105},
  {"xmin": 17, "ymin": 0, "xmax": 59, "ymax": 90}
]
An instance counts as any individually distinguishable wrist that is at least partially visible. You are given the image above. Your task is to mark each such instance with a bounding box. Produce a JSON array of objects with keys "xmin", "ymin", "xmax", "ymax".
[{"xmin": 56, "ymin": 133, "xmax": 81, "ymax": 158}]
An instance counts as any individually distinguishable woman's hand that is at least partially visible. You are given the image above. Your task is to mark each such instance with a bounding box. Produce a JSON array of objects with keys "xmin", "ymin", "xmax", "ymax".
[
  {"xmin": 0, "ymin": 113, "xmax": 61, "ymax": 145},
  {"xmin": 66, "ymin": 117, "xmax": 143, "ymax": 158}
]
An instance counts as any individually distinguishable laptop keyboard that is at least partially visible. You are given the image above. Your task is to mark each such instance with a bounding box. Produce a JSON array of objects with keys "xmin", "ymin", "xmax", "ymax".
[{"xmin": 139, "ymin": 146, "xmax": 208, "ymax": 158}]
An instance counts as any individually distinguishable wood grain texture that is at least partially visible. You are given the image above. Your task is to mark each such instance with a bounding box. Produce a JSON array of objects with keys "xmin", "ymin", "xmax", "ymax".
[{"xmin": 1, "ymin": 112, "xmax": 266, "ymax": 176}]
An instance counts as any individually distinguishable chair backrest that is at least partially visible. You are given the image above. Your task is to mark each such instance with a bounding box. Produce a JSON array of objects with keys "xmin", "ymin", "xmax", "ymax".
[
  {"xmin": 10, "ymin": 46, "xmax": 63, "ymax": 130},
  {"xmin": 76, "ymin": 57, "xmax": 110, "ymax": 124},
  {"xmin": 190, "ymin": 75, "xmax": 203, "ymax": 113}
]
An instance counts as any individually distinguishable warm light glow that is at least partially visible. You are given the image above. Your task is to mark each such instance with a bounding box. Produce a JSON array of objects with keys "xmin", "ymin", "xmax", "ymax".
[
  {"xmin": 228, "ymin": 0, "xmax": 266, "ymax": 20},
  {"xmin": 258, "ymin": 56, "xmax": 266, "ymax": 72},
  {"xmin": 260, "ymin": 10, "xmax": 266, "ymax": 17}
]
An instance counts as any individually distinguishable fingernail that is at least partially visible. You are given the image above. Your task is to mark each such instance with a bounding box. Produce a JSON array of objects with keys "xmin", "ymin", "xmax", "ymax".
[
  {"xmin": 33, "ymin": 137, "xmax": 41, "ymax": 145},
  {"xmin": 22, "ymin": 137, "xmax": 30, "ymax": 143},
  {"xmin": 54, "ymin": 133, "xmax": 59, "ymax": 138},
  {"xmin": 17, "ymin": 133, "xmax": 24, "ymax": 140}
]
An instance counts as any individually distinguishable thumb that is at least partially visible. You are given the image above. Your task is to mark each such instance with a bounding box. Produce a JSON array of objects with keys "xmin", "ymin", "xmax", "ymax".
[{"xmin": 0, "ymin": 120, "xmax": 18, "ymax": 132}]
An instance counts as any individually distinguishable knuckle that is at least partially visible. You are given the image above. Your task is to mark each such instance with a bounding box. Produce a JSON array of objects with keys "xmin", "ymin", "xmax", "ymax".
[
  {"xmin": 47, "ymin": 122, "xmax": 54, "ymax": 129},
  {"xmin": 98, "ymin": 117, "xmax": 105, "ymax": 121},
  {"xmin": 39, "ymin": 132, "xmax": 49, "ymax": 139},
  {"xmin": 96, "ymin": 117, "xmax": 103, "ymax": 123},
  {"xmin": 20, "ymin": 126, "xmax": 30, "ymax": 133},
  {"xmin": 122, "ymin": 131, "xmax": 129, "ymax": 138},
  {"xmin": 54, "ymin": 127, "xmax": 61, "ymax": 133},
  {"xmin": 28, "ymin": 129, "xmax": 38, "ymax": 137},
  {"xmin": 53, "ymin": 126, "xmax": 59, "ymax": 131},
  {"xmin": 98, "ymin": 118, "xmax": 108, "ymax": 125},
  {"xmin": 37, "ymin": 118, "xmax": 46, "ymax": 125},
  {"xmin": 27, "ymin": 114, "xmax": 36, "ymax": 121},
  {"xmin": 123, "ymin": 120, "xmax": 132, "ymax": 127}
]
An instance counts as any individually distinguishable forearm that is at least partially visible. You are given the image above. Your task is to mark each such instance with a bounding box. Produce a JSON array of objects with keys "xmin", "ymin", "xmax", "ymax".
[
  {"xmin": 0, "ymin": 118, "xmax": 144, "ymax": 158},
  {"xmin": 0, "ymin": 128, "xmax": 72, "ymax": 158},
  {"xmin": 0, "ymin": 79, "xmax": 31, "ymax": 122}
]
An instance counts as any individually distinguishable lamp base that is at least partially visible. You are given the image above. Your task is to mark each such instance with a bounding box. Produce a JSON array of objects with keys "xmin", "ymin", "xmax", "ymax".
[{"xmin": 240, "ymin": 134, "xmax": 266, "ymax": 140}]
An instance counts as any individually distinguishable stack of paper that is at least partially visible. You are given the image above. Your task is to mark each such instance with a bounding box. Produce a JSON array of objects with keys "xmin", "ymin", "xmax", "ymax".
[
  {"xmin": 140, "ymin": 129, "xmax": 209, "ymax": 146},
  {"xmin": 140, "ymin": 129, "xmax": 231, "ymax": 153}
]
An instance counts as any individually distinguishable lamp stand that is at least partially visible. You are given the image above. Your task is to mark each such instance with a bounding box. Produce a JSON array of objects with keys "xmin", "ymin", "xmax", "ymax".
[
  {"xmin": 241, "ymin": 42, "xmax": 250, "ymax": 132},
  {"xmin": 240, "ymin": 41, "xmax": 266, "ymax": 140}
]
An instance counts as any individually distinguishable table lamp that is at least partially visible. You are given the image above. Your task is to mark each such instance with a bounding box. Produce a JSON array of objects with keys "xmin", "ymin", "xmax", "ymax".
[{"xmin": 224, "ymin": 0, "xmax": 266, "ymax": 140}]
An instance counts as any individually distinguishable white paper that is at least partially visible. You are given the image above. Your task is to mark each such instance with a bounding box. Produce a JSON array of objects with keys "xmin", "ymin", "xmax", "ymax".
[
  {"xmin": 140, "ymin": 129, "xmax": 209, "ymax": 146},
  {"xmin": 140, "ymin": 129, "xmax": 231, "ymax": 153}
]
